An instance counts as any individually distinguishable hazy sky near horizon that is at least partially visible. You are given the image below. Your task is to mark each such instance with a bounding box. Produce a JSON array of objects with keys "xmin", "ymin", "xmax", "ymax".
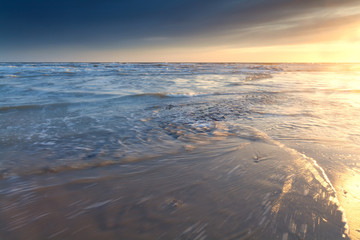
[{"xmin": 1, "ymin": 0, "xmax": 360, "ymax": 62}]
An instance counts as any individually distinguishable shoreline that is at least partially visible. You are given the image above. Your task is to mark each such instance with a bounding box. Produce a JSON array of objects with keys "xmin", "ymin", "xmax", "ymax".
[{"xmin": 0, "ymin": 136, "xmax": 350, "ymax": 239}]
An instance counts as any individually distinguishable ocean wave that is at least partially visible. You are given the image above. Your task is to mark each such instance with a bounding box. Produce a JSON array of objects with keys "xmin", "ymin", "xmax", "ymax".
[
  {"xmin": 0, "ymin": 102, "xmax": 71, "ymax": 112},
  {"xmin": 0, "ymin": 120, "xmax": 247, "ymax": 178},
  {"xmin": 282, "ymin": 63, "xmax": 360, "ymax": 72},
  {"xmin": 332, "ymin": 89, "xmax": 360, "ymax": 94},
  {"xmin": 0, "ymin": 146, "xmax": 185, "ymax": 179},
  {"xmin": 0, "ymin": 124, "xmax": 268, "ymax": 179},
  {"xmin": 4, "ymin": 74, "xmax": 18, "ymax": 78},
  {"xmin": 131, "ymin": 93, "xmax": 172, "ymax": 98},
  {"xmin": 128, "ymin": 92, "xmax": 241, "ymax": 99},
  {"xmin": 130, "ymin": 92, "xmax": 208, "ymax": 99},
  {"xmin": 245, "ymin": 73, "xmax": 273, "ymax": 81}
]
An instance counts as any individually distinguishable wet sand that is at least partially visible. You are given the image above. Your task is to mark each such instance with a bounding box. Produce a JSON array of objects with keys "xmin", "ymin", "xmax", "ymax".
[
  {"xmin": 333, "ymin": 169, "xmax": 360, "ymax": 240},
  {"xmin": 0, "ymin": 135, "xmax": 350, "ymax": 240}
]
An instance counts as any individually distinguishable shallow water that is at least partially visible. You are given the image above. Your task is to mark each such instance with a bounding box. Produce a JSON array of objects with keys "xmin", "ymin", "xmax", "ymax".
[{"xmin": 0, "ymin": 63, "xmax": 359, "ymax": 239}]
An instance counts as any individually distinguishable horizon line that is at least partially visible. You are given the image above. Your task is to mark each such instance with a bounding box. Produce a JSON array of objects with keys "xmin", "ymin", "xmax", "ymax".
[{"xmin": 1, "ymin": 61, "xmax": 360, "ymax": 64}]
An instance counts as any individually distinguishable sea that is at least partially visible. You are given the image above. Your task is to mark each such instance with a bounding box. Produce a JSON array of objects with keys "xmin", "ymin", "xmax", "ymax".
[{"xmin": 0, "ymin": 62, "xmax": 359, "ymax": 239}]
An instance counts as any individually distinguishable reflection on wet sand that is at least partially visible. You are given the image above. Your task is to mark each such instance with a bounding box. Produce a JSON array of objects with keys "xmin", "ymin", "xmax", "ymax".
[
  {"xmin": 335, "ymin": 169, "xmax": 360, "ymax": 240},
  {"xmin": 0, "ymin": 136, "xmax": 350, "ymax": 240}
]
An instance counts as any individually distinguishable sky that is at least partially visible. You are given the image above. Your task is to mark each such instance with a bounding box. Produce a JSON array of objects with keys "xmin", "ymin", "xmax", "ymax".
[{"xmin": 1, "ymin": 0, "xmax": 360, "ymax": 62}]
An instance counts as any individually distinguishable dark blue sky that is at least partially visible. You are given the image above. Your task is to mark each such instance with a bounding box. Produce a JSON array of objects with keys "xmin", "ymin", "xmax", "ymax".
[{"xmin": 1, "ymin": 0, "xmax": 360, "ymax": 61}]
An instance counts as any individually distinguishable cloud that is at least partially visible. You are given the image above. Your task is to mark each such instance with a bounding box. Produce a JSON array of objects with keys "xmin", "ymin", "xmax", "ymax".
[{"xmin": 1, "ymin": 0, "xmax": 359, "ymax": 51}]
